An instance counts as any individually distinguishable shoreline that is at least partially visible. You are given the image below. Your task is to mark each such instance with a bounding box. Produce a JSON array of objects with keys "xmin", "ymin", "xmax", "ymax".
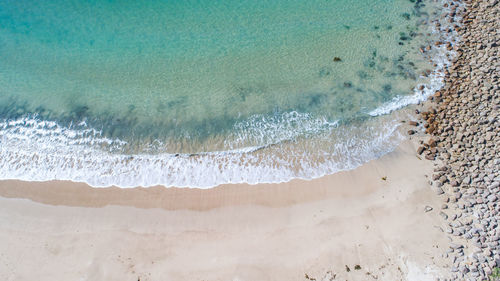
[
  {"xmin": 0, "ymin": 0, "xmax": 457, "ymax": 190},
  {"xmin": 0, "ymin": 137, "xmax": 453, "ymax": 280},
  {"xmin": 2, "ymin": 0, "xmax": 499, "ymax": 280},
  {"xmin": 0, "ymin": 138, "xmax": 428, "ymax": 211}
]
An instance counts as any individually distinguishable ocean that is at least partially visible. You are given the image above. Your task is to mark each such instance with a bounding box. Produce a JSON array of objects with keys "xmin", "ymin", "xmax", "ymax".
[{"xmin": 0, "ymin": 0, "xmax": 454, "ymax": 187}]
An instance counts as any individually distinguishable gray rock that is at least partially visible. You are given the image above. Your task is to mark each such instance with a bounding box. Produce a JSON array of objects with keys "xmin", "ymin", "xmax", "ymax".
[
  {"xmin": 436, "ymin": 187, "xmax": 445, "ymax": 195},
  {"xmin": 487, "ymin": 194, "xmax": 497, "ymax": 202},
  {"xmin": 440, "ymin": 211, "xmax": 449, "ymax": 220},
  {"xmin": 463, "ymin": 176, "xmax": 471, "ymax": 185}
]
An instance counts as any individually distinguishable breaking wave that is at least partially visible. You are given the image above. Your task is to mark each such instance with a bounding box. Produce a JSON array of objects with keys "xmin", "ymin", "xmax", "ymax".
[{"xmin": 0, "ymin": 112, "xmax": 403, "ymax": 188}]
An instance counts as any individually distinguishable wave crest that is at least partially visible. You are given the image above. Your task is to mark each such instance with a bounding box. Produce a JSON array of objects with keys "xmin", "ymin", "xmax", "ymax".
[{"xmin": 0, "ymin": 114, "xmax": 403, "ymax": 188}]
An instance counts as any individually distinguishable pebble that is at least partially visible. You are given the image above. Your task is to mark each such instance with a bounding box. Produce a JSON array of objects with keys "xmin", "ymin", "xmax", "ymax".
[
  {"xmin": 440, "ymin": 211, "xmax": 449, "ymax": 220},
  {"xmin": 436, "ymin": 187, "xmax": 445, "ymax": 195}
]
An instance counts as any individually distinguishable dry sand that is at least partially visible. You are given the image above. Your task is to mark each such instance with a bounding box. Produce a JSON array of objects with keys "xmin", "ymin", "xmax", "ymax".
[{"xmin": 0, "ymin": 138, "xmax": 451, "ymax": 281}]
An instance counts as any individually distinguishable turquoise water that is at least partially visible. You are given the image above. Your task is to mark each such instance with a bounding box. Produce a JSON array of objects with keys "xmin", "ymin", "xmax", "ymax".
[{"xmin": 0, "ymin": 0, "xmax": 448, "ymax": 187}]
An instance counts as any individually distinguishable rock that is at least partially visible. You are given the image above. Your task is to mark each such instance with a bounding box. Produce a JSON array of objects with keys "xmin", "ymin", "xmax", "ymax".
[
  {"xmin": 417, "ymin": 146, "xmax": 426, "ymax": 155},
  {"xmin": 408, "ymin": 130, "xmax": 416, "ymax": 135},
  {"xmin": 440, "ymin": 211, "xmax": 449, "ymax": 220},
  {"xmin": 487, "ymin": 194, "xmax": 497, "ymax": 202},
  {"xmin": 463, "ymin": 176, "xmax": 471, "ymax": 185},
  {"xmin": 436, "ymin": 187, "xmax": 445, "ymax": 195},
  {"xmin": 484, "ymin": 266, "xmax": 492, "ymax": 276},
  {"xmin": 403, "ymin": 2, "xmax": 500, "ymax": 279},
  {"xmin": 333, "ymin": 57, "xmax": 342, "ymax": 62},
  {"xmin": 460, "ymin": 266, "xmax": 470, "ymax": 274},
  {"xmin": 428, "ymin": 138, "xmax": 437, "ymax": 147},
  {"xmin": 409, "ymin": 121, "xmax": 419, "ymax": 126}
]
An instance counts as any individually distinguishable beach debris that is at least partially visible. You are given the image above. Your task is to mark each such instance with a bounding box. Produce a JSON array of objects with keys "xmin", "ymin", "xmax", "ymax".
[
  {"xmin": 381, "ymin": 176, "xmax": 387, "ymax": 181},
  {"xmin": 345, "ymin": 265, "xmax": 351, "ymax": 272},
  {"xmin": 424, "ymin": 206, "xmax": 433, "ymax": 212},
  {"xmin": 304, "ymin": 273, "xmax": 316, "ymax": 280},
  {"xmin": 354, "ymin": 265, "xmax": 362, "ymax": 270},
  {"xmin": 407, "ymin": 130, "xmax": 416, "ymax": 135},
  {"xmin": 409, "ymin": 121, "xmax": 419, "ymax": 126}
]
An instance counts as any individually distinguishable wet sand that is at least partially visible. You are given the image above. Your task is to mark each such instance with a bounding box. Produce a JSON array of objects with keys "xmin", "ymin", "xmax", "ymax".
[{"xmin": 0, "ymin": 138, "xmax": 451, "ymax": 281}]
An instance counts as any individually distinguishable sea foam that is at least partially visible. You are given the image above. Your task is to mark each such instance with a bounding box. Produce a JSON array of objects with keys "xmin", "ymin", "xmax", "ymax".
[
  {"xmin": 0, "ymin": 112, "xmax": 403, "ymax": 188},
  {"xmin": 0, "ymin": 0, "xmax": 460, "ymax": 188}
]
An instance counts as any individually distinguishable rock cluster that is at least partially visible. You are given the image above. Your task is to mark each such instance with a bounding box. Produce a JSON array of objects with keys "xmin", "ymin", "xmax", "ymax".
[{"xmin": 416, "ymin": 0, "xmax": 500, "ymax": 279}]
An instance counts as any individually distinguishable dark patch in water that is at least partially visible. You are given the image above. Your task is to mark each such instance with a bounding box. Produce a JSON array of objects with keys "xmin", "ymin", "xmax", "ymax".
[
  {"xmin": 308, "ymin": 94, "xmax": 327, "ymax": 107},
  {"xmin": 357, "ymin": 71, "xmax": 371, "ymax": 80},
  {"xmin": 166, "ymin": 96, "xmax": 188, "ymax": 109},
  {"xmin": 379, "ymin": 55, "xmax": 389, "ymax": 63},
  {"xmin": 72, "ymin": 105, "xmax": 89, "ymax": 119},
  {"xmin": 319, "ymin": 66, "xmax": 333, "ymax": 78},
  {"xmin": 384, "ymin": 71, "xmax": 398, "ymax": 78},
  {"xmin": 296, "ymin": 93, "xmax": 328, "ymax": 111},
  {"xmin": 399, "ymin": 32, "xmax": 410, "ymax": 41},
  {"xmin": 331, "ymin": 92, "xmax": 355, "ymax": 116},
  {"xmin": 382, "ymin": 84, "xmax": 392, "ymax": 92}
]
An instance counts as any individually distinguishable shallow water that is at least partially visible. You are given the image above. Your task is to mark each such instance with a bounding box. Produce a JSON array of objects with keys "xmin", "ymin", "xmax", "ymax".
[{"xmin": 0, "ymin": 0, "xmax": 450, "ymax": 187}]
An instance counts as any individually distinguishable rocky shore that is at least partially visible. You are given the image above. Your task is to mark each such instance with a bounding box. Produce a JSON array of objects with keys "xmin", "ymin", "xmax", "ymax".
[{"xmin": 415, "ymin": 0, "xmax": 499, "ymax": 279}]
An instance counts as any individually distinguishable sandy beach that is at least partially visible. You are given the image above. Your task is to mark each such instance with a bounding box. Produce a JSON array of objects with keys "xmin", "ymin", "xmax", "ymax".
[
  {"xmin": 0, "ymin": 137, "xmax": 453, "ymax": 281},
  {"xmin": 2, "ymin": 0, "xmax": 499, "ymax": 280}
]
